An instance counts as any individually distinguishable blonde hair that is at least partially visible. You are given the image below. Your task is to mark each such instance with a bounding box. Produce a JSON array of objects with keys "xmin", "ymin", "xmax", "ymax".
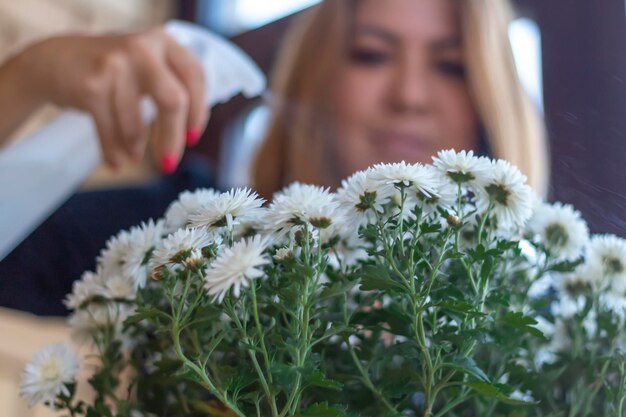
[
  {"xmin": 253, "ymin": 0, "xmax": 549, "ymax": 198},
  {"xmin": 459, "ymin": 0, "xmax": 549, "ymax": 196}
]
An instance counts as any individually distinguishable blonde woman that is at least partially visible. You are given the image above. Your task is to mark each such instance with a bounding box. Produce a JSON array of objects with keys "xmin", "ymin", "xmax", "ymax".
[{"xmin": 254, "ymin": 0, "xmax": 549, "ymax": 198}]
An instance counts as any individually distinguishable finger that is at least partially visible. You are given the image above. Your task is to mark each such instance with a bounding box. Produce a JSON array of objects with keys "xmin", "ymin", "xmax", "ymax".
[
  {"xmin": 91, "ymin": 98, "xmax": 126, "ymax": 170},
  {"xmin": 149, "ymin": 116, "xmax": 177, "ymax": 174},
  {"xmin": 138, "ymin": 56, "xmax": 188, "ymax": 173},
  {"xmin": 164, "ymin": 36, "xmax": 208, "ymax": 146},
  {"xmin": 112, "ymin": 65, "xmax": 147, "ymax": 161}
]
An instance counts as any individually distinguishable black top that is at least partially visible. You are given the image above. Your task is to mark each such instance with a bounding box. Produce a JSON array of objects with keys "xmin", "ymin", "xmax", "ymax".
[{"xmin": 0, "ymin": 154, "xmax": 216, "ymax": 316}]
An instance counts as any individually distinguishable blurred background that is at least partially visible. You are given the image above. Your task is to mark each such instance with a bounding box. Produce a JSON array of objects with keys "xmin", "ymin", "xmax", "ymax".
[{"xmin": 0, "ymin": 1, "xmax": 624, "ymax": 415}]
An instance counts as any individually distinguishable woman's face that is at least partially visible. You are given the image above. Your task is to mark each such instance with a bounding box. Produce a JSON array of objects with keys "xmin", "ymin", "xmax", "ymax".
[{"xmin": 334, "ymin": 0, "xmax": 479, "ymax": 177}]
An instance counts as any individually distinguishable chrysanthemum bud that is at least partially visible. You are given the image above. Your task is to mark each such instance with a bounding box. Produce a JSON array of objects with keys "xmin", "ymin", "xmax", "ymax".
[
  {"xmin": 274, "ymin": 247, "xmax": 293, "ymax": 262},
  {"xmin": 150, "ymin": 266, "xmax": 164, "ymax": 281},
  {"xmin": 447, "ymin": 214, "xmax": 461, "ymax": 226},
  {"xmin": 310, "ymin": 217, "xmax": 332, "ymax": 229}
]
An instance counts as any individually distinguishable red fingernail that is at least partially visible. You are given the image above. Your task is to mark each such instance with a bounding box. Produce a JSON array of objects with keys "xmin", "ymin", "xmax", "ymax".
[
  {"xmin": 160, "ymin": 154, "xmax": 178, "ymax": 174},
  {"xmin": 186, "ymin": 128, "xmax": 201, "ymax": 146}
]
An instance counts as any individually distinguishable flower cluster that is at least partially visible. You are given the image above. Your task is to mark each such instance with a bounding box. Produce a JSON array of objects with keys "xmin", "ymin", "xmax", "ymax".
[{"xmin": 21, "ymin": 150, "xmax": 626, "ymax": 417}]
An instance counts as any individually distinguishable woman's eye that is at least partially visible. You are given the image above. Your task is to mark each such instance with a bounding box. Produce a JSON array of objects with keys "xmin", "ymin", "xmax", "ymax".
[
  {"xmin": 437, "ymin": 61, "xmax": 466, "ymax": 78},
  {"xmin": 350, "ymin": 48, "xmax": 390, "ymax": 66}
]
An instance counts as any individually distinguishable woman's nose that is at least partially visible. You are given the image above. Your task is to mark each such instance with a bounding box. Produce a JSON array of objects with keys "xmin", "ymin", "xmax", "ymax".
[{"xmin": 387, "ymin": 56, "xmax": 433, "ymax": 114}]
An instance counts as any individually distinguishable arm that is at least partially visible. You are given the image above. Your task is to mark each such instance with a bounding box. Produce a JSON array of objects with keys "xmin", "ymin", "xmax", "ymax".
[{"xmin": 0, "ymin": 48, "xmax": 45, "ymax": 146}]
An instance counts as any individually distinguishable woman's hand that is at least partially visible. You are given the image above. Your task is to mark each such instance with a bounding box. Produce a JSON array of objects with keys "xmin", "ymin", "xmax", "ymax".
[{"xmin": 8, "ymin": 28, "xmax": 208, "ymax": 172}]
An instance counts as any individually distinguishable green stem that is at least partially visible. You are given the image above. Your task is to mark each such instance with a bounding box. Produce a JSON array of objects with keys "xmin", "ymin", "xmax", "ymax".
[
  {"xmin": 347, "ymin": 340, "xmax": 398, "ymax": 413},
  {"xmin": 432, "ymin": 389, "xmax": 475, "ymax": 417},
  {"xmin": 455, "ymin": 226, "xmax": 478, "ymax": 294},
  {"xmin": 172, "ymin": 326, "xmax": 246, "ymax": 417},
  {"xmin": 285, "ymin": 223, "xmax": 323, "ymax": 416},
  {"xmin": 398, "ymin": 185, "xmax": 407, "ymax": 256},
  {"xmin": 413, "ymin": 299, "xmax": 435, "ymax": 416},
  {"xmin": 578, "ymin": 359, "xmax": 609, "ymax": 416},
  {"xmin": 226, "ymin": 300, "xmax": 279, "ymax": 417},
  {"xmin": 616, "ymin": 361, "xmax": 626, "ymax": 417},
  {"xmin": 421, "ymin": 229, "xmax": 453, "ymax": 305},
  {"xmin": 247, "ymin": 350, "xmax": 279, "ymax": 417},
  {"xmin": 476, "ymin": 201, "xmax": 494, "ymax": 246},
  {"xmin": 251, "ymin": 283, "xmax": 273, "ymax": 384},
  {"xmin": 456, "ymin": 183, "xmax": 464, "ymax": 218},
  {"xmin": 373, "ymin": 208, "xmax": 412, "ymax": 290}
]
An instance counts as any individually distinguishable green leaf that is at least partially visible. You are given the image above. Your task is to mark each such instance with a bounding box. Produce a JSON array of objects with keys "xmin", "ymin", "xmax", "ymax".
[
  {"xmin": 465, "ymin": 381, "xmax": 536, "ymax": 405},
  {"xmin": 469, "ymin": 244, "xmax": 486, "ymax": 260},
  {"xmin": 224, "ymin": 371, "xmax": 256, "ymax": 393},
  {"xmin": 501, "ymin": 312, "xmax": 546, "ymax": 339},
  {"xmin": 420, "ymin": 222, "xmax": 441, "ymax": 234},
  {"xmin": 445, "ymin": 250, "xmax": 464, "ymax": 260},
  {"xmin": 277, "ymin": 281, "xmax": 302, "ymax": 305},
  {"xmin": 444, "ymin": 356, "xmax": 490, "ymax": 382},
  {"xmin": 359, "ymin": 265, "xmax": 404, "ymax": 291},
  {"xmin": 152, "ymin": 357, "xmax": 183, "ymax": 376},
  {"xmin": 270, "ymin": 363, "xmax": 299, "ymax": 389},
  {"xmin": 480, "ymin": 255, "xmax": 494, "ymax": 282},
  {"xmin": 439, "ymin": 301, "xmax": 485, "ymax": 318},
  {"xmin": 466, "ymin": 380, "xmax": 499, "ymax": 396},
  {"xmin": 546, "ymin": 257, "xmax": 584, "ymax": 273},
  {"xmin": 320, "ymin": 280, "xmax": 356, "ymax": 299},
  {"xmin": 321, "ymin": 324, "xmax": 353, "ymax": 340},
  {"xmin": 123, "ymin": 306, "xmax": 170, "ymax": 328},
  {"xmin": 379, "ymin": 370, "xmax": 418, "ymax": 399},
  {"xmin": 306, "ymin": 371, "xmax": 343, "ymax": 391}
]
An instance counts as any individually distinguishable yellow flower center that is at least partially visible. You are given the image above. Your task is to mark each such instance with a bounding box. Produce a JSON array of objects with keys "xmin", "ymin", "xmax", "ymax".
[{"xmin": 41, "ymin": 360, "xmax": 60, "ymax": 381}]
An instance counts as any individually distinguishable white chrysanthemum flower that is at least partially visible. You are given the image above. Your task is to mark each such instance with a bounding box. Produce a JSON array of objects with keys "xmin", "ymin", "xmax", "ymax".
[
  {"xmin": 98, "ymin": 219, "xmax": 164, "ymax": 288},
  {"xmin": 432, "ymin": 149, "xmax": 491, "ymax": 189},
  {"xmin": 64, "ymin": 271, "xmax": 102, "ymax": 310},
  {"xmin": 368, "ymin": 161, "xmax": 438, "ymax": 198},
  {"xmin": 100, "ymin": 274, "xmax": 137, "ymax": 300},
  {"xmin": 527, "ymin": 274, "xmax": 554, "ymax": 298},
  {"xmin": 68, "ymin": 304, "xmax": 135, "ymax": 346},
  {"xmin": 20, "ymin": 344, "xmax": 80, "ymax": 408},
  {"xmin": 599, "ymin": 261, "xmax": 626, "ymax": 320},
  {"xmin": 265, "ymin": 183, "xmax": 344, "ymax": 235},
  {"xmin": 64, "ymin": 270, "xmax": 136, "ymax": 310},
  {"xmin": 204, "ymin": 235, "xmax": 270, "ymax": 303},
  {"xmin": 475, "ymin": 159, "xmax": 533, "ymax": 231},
  {"xmin": 164, "ymin": 188, "xmax": 220, "ymax": 233},
  {"xmin": 600, "ymin": 287, "xmax": 626, "ymax": 320},
  {"xmin": 534, "ymin": 318, "xmax": 570, "ymax": 366},
  {"xmin": 582, "ymin": 309, "xmax": 598, "ymax": 337},
  {"xmin": 188, "ymin": 188, "xmax": 265, "ymax": 231},
  {"xmin": 587, "ymin": 235, "xmax": 626, "ymax": 285},
  {"xmin": 151, "ymin": 227, "xmax": 218, "ymax": 270},
  {"xmin": 119, "ymin": 219, "xmax": 164, "ymax": 286},
  {"xmin": 336, "ymin": 170, "xmax": 393, "ymax": 232},
  {"xmin": 413, "ymin": 165, "xmax": 459, "ymax": 214},
  {"xmin": 554, "ymin": 263, "xmax": 601, "ymax": 301},
  {"xmin": 97, "ymin": 233, "xmax": 127, "ymax": 275},
  {"xmin": 527, "ymin": 201, "xmax": 589, "ymax": 261},
  {"xmin": 553, "ymin": 295, "xmax": 587, "ymax": 319}
]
